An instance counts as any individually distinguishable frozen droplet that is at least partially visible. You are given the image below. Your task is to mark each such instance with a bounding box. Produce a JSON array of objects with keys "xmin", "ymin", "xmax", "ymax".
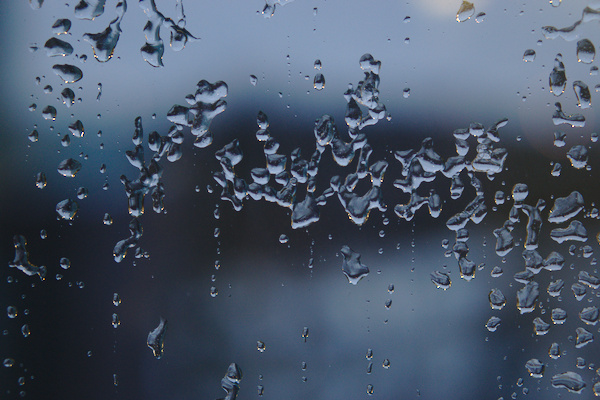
[
  {"xmin": 489, "ymin": 289, "xmax": 506, "ymax": 310},
  {"xmin": 52, "ymin": 18, "xmax": 71, "ymax": 35},
  {"xmin": 549, "ymin": 54, "xmax": 567, "ymax": 96},
  {"xmin": 523, "ymin": 49, "xmax": 536, "ymax": 62},
  {"xmin": 52, "ymin": 64, "xmax": 83, "ymax": 83},
  {"xmin": 523, "ymin": 359, "xmax": 544, "ymax": 380},
  {"xmin": 548, "ymin": 191, "xmax": 584, "ymax": 223},
  {"xmin": 56, "ymin": 199, "xmax": 78, "ymax": 220},
  {"xmin": 257, "ymin": 340, "xmax": 266, "ymax": 352},
  {"xmin": 516, "ymin": 281, "xmax": 539, "ymax": 314},
  {"xmin": 579, "ymin": 306, "xmax": 599, "ymax": 325},
  {"xmin": 576, "ymin": 39, "xmax": 595, "ymax": 63},
  {"xmin": 313, "ymin": 73, "xmax": 325, "ymax": 90},
  {"xmin": 249, "ymin": 75, "xmax": 257, "ymax": 86},
  {"xmin": 44, "ymin": 38, "xmax": 73, "ymax": 57},
  {"xmin": 430, "ymin": 271, "xmax": 451, "ymax": 289},
  {"xmin": 573, "ymin": 81, "xmax": 591, "ymax": 109},
  {"xmin": 456, "ymin": 1, "xmax": 475, "ymax": 22},
  {"xmin": 57, "ymin": 158, "xmax": 82, "ymax": 177},
  {"xmin": 41, "ymin": 106, "xmax": 57, "ymax": 121},
  {"xmin": 579, "ymin": 270, "xmax": 600, "ymax": 289},
  {"xmin": 552, "ymin": 308, "xmax": 567, "ymax": 324},
  {"xmin": 147, "ymin": 318, "xmax": 167, "ymax": 358},
  {"xmin": 551, "ymin": 372, "xmax": 586, "ymax": 393},
  {"xmin": 111, "ymin": 313, "xmax": 120, "ymax": 328},
  {"xmin": 59, "ymin": 257, "xmax": 70, "ymax": 270},
  {"xmin": 575, "ymin": 327, "xmax": 593, "ymax": 348},
  {"xmin": 550, "ymin": 220, "xmax": 587, "ymax": 243},
  {"xmin": 113, "ymin": 293, "xmax": 121, "ymax": 306},
  {"xmin": 549, "ymin": 342, "xmax": 560, "ymax": 359},
  {"xmin": 486, "ymin": 316, "xmax": 501, "ymax": 332},
  {"xmin": 567, "ymin": 145, "xmax": 588, "ymax": 169},
  {"xmin": 340, "ymin": 246, "xmax": 369, "ymax": 284},
  {"xmin": 533, "ymin": 317, "xmax": 550, "ymax": 335}
]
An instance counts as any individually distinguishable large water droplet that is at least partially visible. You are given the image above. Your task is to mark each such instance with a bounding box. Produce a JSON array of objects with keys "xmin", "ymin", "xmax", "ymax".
[
  {"xmin": 576, "ymin": 39, "xmax": 595, "ymax": 63},
  {"xmin": 549, "ymin": 54, "xmax": 567, "ymax": 96},
  {"xmin": 340, "ymin": 245, "xmax": 369, "ymax": 284},
  {"xmin": 525, "ymin": 359, "xmax": 544, "ymax": 378},
  {"xmin": 522, "ymin": 49, "xmax": 536, "ymax": 62},
  {"xmin": 313, "ymin": 73, "xmax": 325, "ymax": 90},
  {"xmin": 44, "ymin": 38, "xmax": 73, "ymax": 57},
  {"xmin": 551, "ymin": 372, "xmax": 586, "ymax": 393},
  {"xmin": 57, "ymin": 158, "xmax": 82, "ymax": 177},
  {"xmin": 52, "ymin": 18, "xmax": 71, "ymax": 35},
  {"xmin": 52, "ymin": 64, "xmax": 83, "ymax": 83},
  {"xmin": 573, "ymin": 81, "xmax": 591, "ymax": 109},
  {"xmin": 56, "ymin": 199, "xmax": 78, "ymax": 220},
  {"xmin": 456, "ymin": 1, "xmax": 475, "ymax": 22}
]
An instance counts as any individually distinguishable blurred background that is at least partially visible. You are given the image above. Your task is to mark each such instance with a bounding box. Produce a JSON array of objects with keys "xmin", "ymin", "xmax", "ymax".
[{"xmin": 1, "ymin": 0, "xmax": 599, "ymax": 399}]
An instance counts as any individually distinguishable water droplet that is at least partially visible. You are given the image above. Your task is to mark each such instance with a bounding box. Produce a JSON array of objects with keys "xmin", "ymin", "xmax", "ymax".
[
  {"xmin": 516, "ymin": 281, "xmax": 539, "ymax": 314},
  {"xmin": 579, "ymin": 306, "xmax": 599, "ymax": 325},
  {"xmin": 475, "ymin": 12, "xmax": 486, "ymax": 23},
  {"xmin": 21, "ymin": 324, "xmax": 30, "ymax": 338},
  {"xmin": 41, "ymin": 106, "xmax": 57, "ymax": 121},
  {"xmin": 489, "ymin": 289, "xmax": 506, "ymax": 310},
  {"xmin": 61, "ymin": 88, "xmax": 75, "ymax": 107},
  {"xmin": 52, "ymin": 18, "xmax": 71, "ymax": 35},
  {"xmin": 522, "ymin": 49, "xmax": 536, "ymax": 62},
  {"xmin": 84, "ymin": 2, "xmax": 126, "ymax": 62},
  {"xmin": 113, "ymin": 293, "xmax": 121, "ymax": 306},
  {"xmin": 302, "ymin": 327, "xmax": 309, "ymax": 341},
  {"xmin": 549, "ymin": 342, "xmax": 561, "ymax": 359},
  {"xmin": 313, "ymin": 73, "xmax": 325, "ymax": 90},
  {"xmin": 314, "ymin": 59, "xmax": 322, "ymax": 70},
  {"xmin": 577, "ymin": 39, "xmax": 595, "ymax": 63},
  {"xmin": 366, "ymin": 384, "xmax": 374, "ymax": 395},
  {"xmin": 52, "ymin": 64, "xmax": 83, "ymax": 83},
  {"xmin": 257, "ymin": 340, "xmax": 266, "ymax": 352},
  {"xmin": 7, "ymin": 306, "xmax": 17, "ymax": 319},
  {"xmin": 57, "ymin": 158, "xmax": 82, "ymax": 177},
  {"xmin": 525, "ymin": 359, "xmax": 544, "ymax": 378},
  {"xmin": 384, "ymin": 299, "xmax": 392, "ymax": 309},
  {"xmin": 549, "ymin": 54, "xmax": 566, "ymax": 96},
  {"xmin": 3, "ymin": 358, "xmax": 15, "ymax": 368},
  {"xmin": 382, "ymin": 359, "xmax": 390, "ymax": 369},
  {"xmin": 340, "ymin": 246, "xmax": 369, "ymax": 284},
  {"xmin": 575, "ymin": 327, "xmax": 593, "ymax": 348},
  {"xmin": 56, "ymin": 199, "xmax": 78, "ymax": 220},
  {"xmin": 456, "ymin": 1, "xmax": 475, "ymax": 22},
  {"xmin": 249, "ymin": 75, "xmax": 257, "ymax": 86},
  {"xmin": 103, "ymin": 213, "xmax": 113, "ymax": 225},
  {"xmin": 111, "ymin": 313, "xmax": 120, "ymax": 328},
  {"xmin": 147, "ymin": 318, "xmax": 167, "ymax": 358},
  {"xmin": 573, "ymin": 81, "xmax": 591, "ymax": 109},
  {"xmin": 551, "ymin": 371, "xmax": 586, "ymax": 393},
  {"xmin": 59, "ymin": 257, "xmax": 70, "ymax": 270},
  {"xmin": 553, "ymin": 102, "xmax": 585, "ymax": 127},
  {"xmin": 403, "ymin": 88, "xmax": 410, "ymax": 98},
  {"xmin": 551, "ymin": 308, "xmax": 567, "ymax": 324},
  {"xmin": 68, "ymin": 120, "xmax": 85, "ymax": 137},
  {"xmin": 486, "ymin": 316, "xmax": 501, "ymax": 332},
  {"xmin": 533, "ymin": 317, "xmax": 550, "ymax": 335},
  {"xmin": 430, "ymin": 270, "xmax": 451, "ymax": 290},
  {"xmin": 44, "ymin": 37, "xmax": 73, "ymax": 57}
]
